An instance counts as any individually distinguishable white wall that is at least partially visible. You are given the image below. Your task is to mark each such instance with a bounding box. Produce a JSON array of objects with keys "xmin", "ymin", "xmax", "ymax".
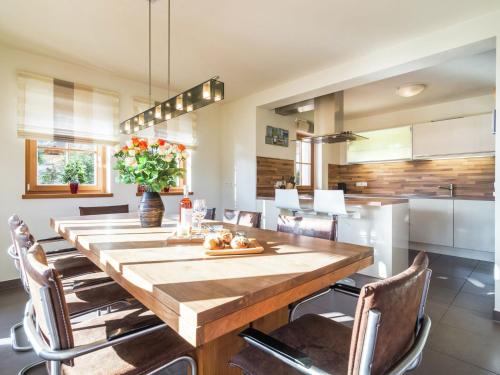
[
  {"xmin": 0, "ymin": 44, "xmax": 222, "ymax": 282},
  {"xmin": 344, "ymin": 94, "xmax": 495, "ymax": 132}
]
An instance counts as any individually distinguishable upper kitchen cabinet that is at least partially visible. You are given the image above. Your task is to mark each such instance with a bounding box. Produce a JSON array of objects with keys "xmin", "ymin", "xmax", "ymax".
[
  {"xmin": 347, "ymin": 125, "xmax": 412, "ymax": 163},
  {"xmin": 412, "ymin": 113, "xmax": 494, "ymax": 158}
]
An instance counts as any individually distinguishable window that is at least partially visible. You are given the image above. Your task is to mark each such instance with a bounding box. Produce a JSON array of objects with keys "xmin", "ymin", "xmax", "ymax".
[
  {"xmin": 25, "ymin": 140, "xmax": 107, "ymax": 195},
  {"xmin": 295, "ymin": 133, "xmax": 314, "ymax": 186}
]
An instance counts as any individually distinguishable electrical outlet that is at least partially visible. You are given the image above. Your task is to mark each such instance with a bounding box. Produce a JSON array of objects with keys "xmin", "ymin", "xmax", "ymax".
[{"xmin": 355, "ymin": 181, "xmax": 368, "ymax": 187}]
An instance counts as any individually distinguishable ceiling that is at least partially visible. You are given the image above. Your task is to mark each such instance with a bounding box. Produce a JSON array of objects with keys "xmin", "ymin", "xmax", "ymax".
[
  {"xmin": 342, "ymin": 50, "xmax": 496, "ymax": 119},
  {"xmin": 0, "ymin": 0, "xmax": 499, "ymax": 101}
]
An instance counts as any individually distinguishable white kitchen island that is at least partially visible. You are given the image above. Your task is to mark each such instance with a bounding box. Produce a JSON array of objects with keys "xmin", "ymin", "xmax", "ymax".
[{"xmin": 256, "ymin": 195, "xmax": 409, "ymax": 279}]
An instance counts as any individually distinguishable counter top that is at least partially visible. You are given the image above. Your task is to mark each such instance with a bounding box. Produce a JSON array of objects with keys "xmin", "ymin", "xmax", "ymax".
[{"xmin": 256, "ymin": 194, "xmax": 408, "ymax": 206}]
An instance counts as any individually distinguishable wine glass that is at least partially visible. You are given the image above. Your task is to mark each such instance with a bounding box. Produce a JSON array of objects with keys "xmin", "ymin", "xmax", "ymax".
[{"xmin": 193, "ymin": 199, "xmax": 208, "ymax": 232}]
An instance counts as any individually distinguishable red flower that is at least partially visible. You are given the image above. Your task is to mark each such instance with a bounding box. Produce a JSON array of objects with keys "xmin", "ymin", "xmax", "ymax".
[
  {"xmin": 138, "ymin": 140, "xmax": 148, "ymax": 150},
  {"xmin": 122, "ymin": 145, "xmax": 129, "ymax": 152},
  {"xmin": 158, "ymin": 138, "xmax": 166, "ymax": 146},
  {"xmin": 131, "ymin": 137, "xmax": 140, "ymax": 146},
  {"xmin": 178, "ymin": 144, "xmax": 186, "ymax": 152}
]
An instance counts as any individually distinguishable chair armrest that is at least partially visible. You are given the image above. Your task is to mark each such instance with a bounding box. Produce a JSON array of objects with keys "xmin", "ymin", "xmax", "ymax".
[
  {"xmin": 239, "ymin": 328, "xmax": 313, "ymax": 369},
  {"xmin": 37, "ymin": 236, "xmax": 66, "ymax": 244},
  {"xmin": 24, "ymin": 302, "xmax": 165, "ymax": 362},
  {"xmin": 386, "ymin": 314, "xmax": 432, "ymax": 375},
  {"xmin": 330, "ymin": 283, "xmax": 361, "ymax": 297}
]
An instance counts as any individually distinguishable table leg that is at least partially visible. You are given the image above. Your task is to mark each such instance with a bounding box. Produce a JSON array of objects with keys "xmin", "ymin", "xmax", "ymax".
[{"xmin": 193, "ymin": 307, "xmax": 289, "ymax": 375}]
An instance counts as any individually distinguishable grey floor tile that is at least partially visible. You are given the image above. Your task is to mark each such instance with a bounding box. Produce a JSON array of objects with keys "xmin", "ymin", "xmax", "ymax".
[
  {"xmin": 430, "ymin": 262, "xmax": 476, "ymax": 279},
  {"xmin": 462, "ymin": 277, "xmax": 495, "ymax": 297},
  {"xmin": 427, "ymin": 285, "xmax": 459, "ymax": 305},
  {"xmin": 475, "ymin": 261, "xmax": 495, "ymax": 273},
  {"xmin": 430, "ymin": 273, "xmax": 465, "ymax": 292},
  {"xmin": 411, "ymin": 348, "xmax": 496, "ymax": 375},
  {"xmin": 452, "ymin": 291, "xmax": 495, "ymax": 314},
  {"xmin": 428, "ymin": 324, "xmax": 500, "ymax": 374},
  {"xmin": 349, "ymin": 273, "xmax": 380, "ymax": 287},
  {"xmin": 441, "ymin": 306, "xmax": 500, "ymax": 339},
  {"xmin": 425, "ymin": 300, "xmax": 449, "ymax": 323},
  {"xmin": 467, "ymin": 270, "xmax": 496, "ymax": 286}
]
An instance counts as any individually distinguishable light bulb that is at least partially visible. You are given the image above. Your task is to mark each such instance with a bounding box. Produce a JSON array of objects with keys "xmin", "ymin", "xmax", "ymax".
[
  {"xmin": 139, "ymin": 113, "xmax": 145, "ymax": 126},
  {"xmin": 186, "ymin": 103, "xmax": 193, "ymax": 112},
  {"xmin": 203, "ymin": 81, "xmax": 211, "ymax": 100},
  {"xmin": 155, "ymin": 105, "xmax": 162, "ymax": 119},
  {"xmin": 176, "ymin": 94, "xmax": 184, "ymax": 110},
  {"xmin": 124, "ymin": 120, "xmax": 131, "ymax": 132},
  {"xmin": 165, "ymin": 112, "xmax": 172, "ymax": 120}
]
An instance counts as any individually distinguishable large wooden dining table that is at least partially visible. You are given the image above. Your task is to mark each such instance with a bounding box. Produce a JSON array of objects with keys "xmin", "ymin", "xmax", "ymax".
[{"xmin": 50, "ymin": 213, "xmax": 373, "ymax": 374}]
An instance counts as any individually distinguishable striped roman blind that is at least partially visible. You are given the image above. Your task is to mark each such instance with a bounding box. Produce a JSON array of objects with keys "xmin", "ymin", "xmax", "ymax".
[{"xmin": 17, "ymin": 71, "xmax": 120, "ymax": 145}]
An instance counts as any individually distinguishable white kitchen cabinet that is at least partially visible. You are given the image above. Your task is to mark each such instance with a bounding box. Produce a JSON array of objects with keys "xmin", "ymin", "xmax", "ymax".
[
  {"xmin": 409, "ymin": 199, "xmax": 454, "ymax": 246},
  {"xmin": 412, "ymin": 113, "xmax": 494, "ymax": 158},
  {"xmin": 453, "ymin": 200, "xmax": 494, "ymax": 252}
]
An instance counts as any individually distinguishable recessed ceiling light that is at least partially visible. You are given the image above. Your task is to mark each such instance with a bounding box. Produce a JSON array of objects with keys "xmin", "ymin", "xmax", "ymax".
[{"xmin": 396, "ymin": 83, "xmax": 426, "ymax": 98}]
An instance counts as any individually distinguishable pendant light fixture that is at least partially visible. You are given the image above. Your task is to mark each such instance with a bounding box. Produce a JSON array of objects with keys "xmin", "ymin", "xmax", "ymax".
[{"xmin": 120, "ymin": 0, "xmax": 224, "ymax": 135}]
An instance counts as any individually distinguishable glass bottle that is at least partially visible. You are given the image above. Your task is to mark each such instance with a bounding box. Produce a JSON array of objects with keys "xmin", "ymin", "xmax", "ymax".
[{"xmin": 179, "ymin": 185, "xmax": 192, "ymax": 229}]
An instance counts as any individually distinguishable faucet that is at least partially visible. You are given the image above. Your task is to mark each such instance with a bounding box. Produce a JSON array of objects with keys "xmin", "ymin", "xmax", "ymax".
[{"xmin": 438, "ymin": 183, "xmax": 455, "ymax": 197}]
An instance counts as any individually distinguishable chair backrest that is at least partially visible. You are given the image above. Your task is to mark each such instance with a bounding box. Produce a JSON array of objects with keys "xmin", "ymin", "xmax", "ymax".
[
  {"xmin": 238, "ymin": 211, "xmax": 262, "ymax": 228},
  {"xmin": 7, "ymin": 215, "xmax": 23, "ymax": 269},
  {"xmin": 313, "ymin": 190, "xmax": 347, "ymax": 216},
  {"xmin": 277, "ymin": 215, "xmax": 337, "ymax": 241},
  {"xmin": 275, "ymin": 189, "xmax": 301, "ymax": 211},
  {"xmin": 223, "ymin": 209, "xmax": 240, "ymax": 224},
  {"xmin": 204, "ymin": 208, "xmax": 216, "ymax": 220},
  {"xmin": 15, "ymin": 229, "xmax": 74, "ymax": 357},
  {"xmin": 348, "ymin": 252, "xmax": 431, "ymax": 375},
  {"xmin": 79, "ymin": 204, "xmax": 129, "ymax": 216}
]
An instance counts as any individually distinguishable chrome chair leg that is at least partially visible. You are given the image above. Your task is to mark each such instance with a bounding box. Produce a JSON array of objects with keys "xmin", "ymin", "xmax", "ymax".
[
  {"xmin": 11, "ymin": 321, "xmax": 32, "ymax": 352},
  {"xmin": 17, "ymin": 360, "xmax": 45, "ymax": 375},
  {"xmin": 148, "ymin": 355, "xmax": 197, "ymax": 375}
]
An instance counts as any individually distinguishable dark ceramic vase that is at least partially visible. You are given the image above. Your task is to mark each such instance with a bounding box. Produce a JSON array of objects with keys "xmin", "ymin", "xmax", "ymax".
[
  {"xmin": 69, "ymin": 182, "xmax": 79, "ymax": 194},
  {"xmin": 139, "ymin": 191, "xmax": 164, "ymax": 228}
]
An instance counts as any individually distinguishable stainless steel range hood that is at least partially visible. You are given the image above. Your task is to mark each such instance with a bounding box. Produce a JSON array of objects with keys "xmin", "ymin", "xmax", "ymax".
[{"xmin": 275, "ymin": 91, "xmax": 367, "ymax": 144}]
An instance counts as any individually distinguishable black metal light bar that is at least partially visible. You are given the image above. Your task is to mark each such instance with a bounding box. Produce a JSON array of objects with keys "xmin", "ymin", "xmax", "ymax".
[{"xmin": 120, "ymin": 77, "xmax": 224, "ymax": 134}]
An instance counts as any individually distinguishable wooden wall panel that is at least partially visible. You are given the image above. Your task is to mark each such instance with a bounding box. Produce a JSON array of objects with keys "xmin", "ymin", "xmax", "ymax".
[
  {"xmin": 257, "ymin": 157, "xmax": 294, "ymax": 197},
  {"xmin": 328, "ymin": 156, "xmax": 494, "ymax": 197}
]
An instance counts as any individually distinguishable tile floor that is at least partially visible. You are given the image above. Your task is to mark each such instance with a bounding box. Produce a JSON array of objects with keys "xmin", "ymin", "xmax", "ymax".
[{"xmin": 0, "ymin": 251, "xmax": 498, "ymax": 374}]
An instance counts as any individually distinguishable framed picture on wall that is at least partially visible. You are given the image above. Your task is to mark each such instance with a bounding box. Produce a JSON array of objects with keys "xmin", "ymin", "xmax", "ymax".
[{"xmin": 265, "ymin": 126, "xmax": 289, "ymax": 147}]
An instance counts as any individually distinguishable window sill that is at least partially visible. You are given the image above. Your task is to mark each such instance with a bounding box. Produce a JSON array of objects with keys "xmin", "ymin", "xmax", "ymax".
[
  {"xmin": 22, "ymin": 192, "xmax": 114, "ymax": 199},
  {"xmin": 136, "ymin": 191, "xmax": 193, "ymax": 197}
]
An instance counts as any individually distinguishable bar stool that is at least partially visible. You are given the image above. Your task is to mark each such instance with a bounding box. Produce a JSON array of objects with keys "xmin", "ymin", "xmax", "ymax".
[
  {"xmin": 275, "ymin": 189, "xmax": 302, "ymax": 216},
  {"xmin": 313, "ymin": 190, "xmax": 348, "ymax": 241}
]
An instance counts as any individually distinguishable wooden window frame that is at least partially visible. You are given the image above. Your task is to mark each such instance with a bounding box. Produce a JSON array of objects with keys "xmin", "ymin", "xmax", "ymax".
[
  {"xmin": 295, "ymin": 133, "xmax": 315, "ymax": 189},
  {"xmin": 24, "ymin": 139, "xmax": 108, "ymax": 196}
]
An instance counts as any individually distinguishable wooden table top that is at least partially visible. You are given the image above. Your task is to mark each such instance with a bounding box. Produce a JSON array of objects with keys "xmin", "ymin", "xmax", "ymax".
[{"xmin": 50, "ymin": 213, "xmax": 373, "ymax": 346}]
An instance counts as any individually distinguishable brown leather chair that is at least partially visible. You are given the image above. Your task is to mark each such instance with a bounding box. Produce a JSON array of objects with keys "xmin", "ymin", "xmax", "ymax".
[
  {"xmin": 230, "ymin": 252, "xmax": 432, "ymax": 375},
  {"xmin": 277, "ymin": 214, "xmax": 337, "ymax": 241},
  {"xmin": 238, "ymin": 211, "xmax": 262, "ymax": 228},
  {"xmin": 204, "ymin": 208, "xmax": 216, "ymax": 220},
  {"xmin": 223, "ymin": 209, "xmax": 240, "ymax": 224},
  {"xmin": 79, "ymin": 204, "xmax": 129, "ymax": 216},
  {"xmin": 20, "ymin": 242, "xmax": 196, "ymax": 375}
]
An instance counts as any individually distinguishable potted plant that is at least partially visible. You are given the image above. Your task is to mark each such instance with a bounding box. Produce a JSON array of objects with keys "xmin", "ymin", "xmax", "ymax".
[
  {"xmin": 114, "ymin": 137, "xmax": 186, "ymax": 227},
  {"xmin": 62, "ymin": 160, "xmax": 88, "ymax": 194}
]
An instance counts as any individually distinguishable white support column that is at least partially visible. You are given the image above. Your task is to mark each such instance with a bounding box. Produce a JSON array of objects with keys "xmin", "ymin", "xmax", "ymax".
[{"xmin": 495, "ymin": 37, "xmax": 500, "ymax": 320}]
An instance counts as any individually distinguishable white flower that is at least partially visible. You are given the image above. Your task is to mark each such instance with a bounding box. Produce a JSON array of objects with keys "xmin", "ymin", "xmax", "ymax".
[
  {"xmin": 128, "ymin": 149, "xmax": 136, "ymax": 157},
  {"xmin": 124, "ymin": 157, "xmax": 137, "ymax": 167},
  {"xmin": 164, "ymin": 153, "xmax": 174, "ymax": 162}
]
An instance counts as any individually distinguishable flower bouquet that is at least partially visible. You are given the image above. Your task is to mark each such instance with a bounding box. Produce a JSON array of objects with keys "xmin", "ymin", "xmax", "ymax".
[{"xmin": 114, "ymin": 137, "xmax": 187, "ymax": 227}]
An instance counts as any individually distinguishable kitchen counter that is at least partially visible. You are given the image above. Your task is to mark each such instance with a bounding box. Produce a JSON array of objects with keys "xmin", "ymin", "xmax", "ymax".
[{"xmin": 256, "ymin": 194, "xmax": 409, "ymax": 206}]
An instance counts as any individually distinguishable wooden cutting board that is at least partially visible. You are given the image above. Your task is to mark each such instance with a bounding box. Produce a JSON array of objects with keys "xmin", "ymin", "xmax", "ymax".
[{"xmin": 205, "ymin": 239, "xmax": 264, "ymax": 256}]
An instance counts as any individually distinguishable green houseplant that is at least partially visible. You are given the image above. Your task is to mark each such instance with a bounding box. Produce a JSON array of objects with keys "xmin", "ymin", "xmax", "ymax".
[
  {"xmin": 114, "ymin": 137, "xmax": 186, "ymax": 227},
  {"xmin": 62, "ymin": 160, "xmax": 88, "ymax": 194}
]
